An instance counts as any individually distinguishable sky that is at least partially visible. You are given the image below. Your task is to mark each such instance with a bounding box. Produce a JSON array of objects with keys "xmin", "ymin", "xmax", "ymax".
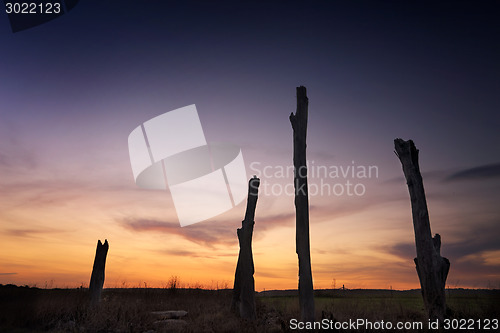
[{"xmin": 0, "ymin": 1, "xmax": 499, "ymax": 291}]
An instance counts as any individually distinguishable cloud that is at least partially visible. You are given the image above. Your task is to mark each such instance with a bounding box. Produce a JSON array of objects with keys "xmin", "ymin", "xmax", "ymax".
[
  {"xmin": 445, "ymin": 163, "xmax": 500, "ymax": 182},
  {"xmin": 155, "ymin": 248, "xmax": 236, "ymax": 259},
  {"xmin": 0, "ymin": 152, "xmax": 35, "ymax": 169},
  {"xmin": 388, "ymin": 227, "xmax": 500, "ymax": 263},
  {"xmin": 121, "ymin": 218, "xmax": 237, "ymax": 247},
  {"xmin": 121, "ymin": 212, "xmax": 295, "ymax": 248},
  {"xmin": 388, "ymin": 242, "xmax": 415, "ymax": 260},
  {"xmin": 4, "ymin": 228, "xmax": 64, "ymax": 238},
  {"xmin": 383, "ymin": 170, "xmax": 450, "ymax": 184},
  {"xmin": 255, "ymin": 268, "xmax": 296, "ymax": 280},
  {"xmin": 0, "ymin": 272, "xmax": 17, "ymax": 276},
  {"xmin": 383, "ymin": 217, "xmax": 500, "ymax": 287},
  {"xmin": 383, "ymin": 164, "xmax": 500, "ymax": 184},
  {"xmin": 0, "ymin": 133, "xmax": 38, "ymax": 171},
  {"xmin": 119, "ymin": 192, "xmax": 404, "ymax": 248}
]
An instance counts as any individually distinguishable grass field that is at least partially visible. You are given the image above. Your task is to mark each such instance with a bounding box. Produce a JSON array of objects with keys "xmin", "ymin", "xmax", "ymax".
[{"xmin": 1, "ymin": 285, "xmax": 498, "ymax": 332}]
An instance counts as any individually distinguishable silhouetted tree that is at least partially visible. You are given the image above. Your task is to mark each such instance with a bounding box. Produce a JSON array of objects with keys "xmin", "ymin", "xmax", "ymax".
[
  {"xmin": 231, "ymin": 176, "xmax": 260, "ymax": 320},
  {"xmin": 89, "ymin": 239, "xmax": 109, "ymax": 305},
  {"xmin": 394, "ymin": 139, "xmax": 450, "ymax": 321},
  {"xmin": 290, "ymin": 86, "xmax": 315, "ymax": 322}
]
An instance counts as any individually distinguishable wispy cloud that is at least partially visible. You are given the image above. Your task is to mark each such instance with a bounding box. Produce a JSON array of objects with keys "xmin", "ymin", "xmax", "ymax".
[
  {"xmin": 256, "ymin": 268, "xmax": 296, "ymax": 280},
  {"xmin": 4, "ymin": 228, "xmax": 65, "ymax": 238},
  {"xmin": 383, "ymin": 164, "xmax": 500, "ymax": 184},
  {"xmin": 383, "ymin": 217, "xmax": 500, "ymax": 287},
  {"xmin": 388, "ymin": 225, "xmax": 500, "ymax": 262},
  {"xmin": 388, "ymin": 242, "xmax": 416, "ymax": 260},
  {"xmin": 154, "ymin": 248, "xmax": 236, "ymax": 259},
  {"xmin": 0, "ymin": 132, "xmax": 38, "ymax": 171},
  {"xmin": 119, "ymin": 193, "xmax": 404, "ymax": 249},
  {"xmin": 445, "ymin": 163, "xmax": 500, "ymax": 182},
  {"xmin": 120, "ymin": 212, "xmax": 295, "ymax": 248},
  {"xmin": 0, "ymin": 272, "xmax": 17, "ymax": 276},
  {"xmin": 383, "ymin": 170, "xmax": 450, "ymax": 184},
  {"xmin": 121, "ymin": 218, "xmax": 236, "ymax": 247}
]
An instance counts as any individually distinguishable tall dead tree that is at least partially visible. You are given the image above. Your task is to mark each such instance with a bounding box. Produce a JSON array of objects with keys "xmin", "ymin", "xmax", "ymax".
[
  {"xmin": 231, "ymin": 176, "xmax": 260, "ymax": 320},
  {"xmin": 290, "ymin": 86, "xmax": 315, "ymax": 322},
  {"xmin": 89, "ymin": 239, "xmax": 109, "ymax": 305},
  {"xmin": 394, "ymin": 139, "xmax": 450, "ymax": 321}
]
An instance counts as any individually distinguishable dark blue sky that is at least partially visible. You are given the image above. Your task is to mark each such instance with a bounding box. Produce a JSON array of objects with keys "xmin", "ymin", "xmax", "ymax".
[
  {"xmin": 2, "ymin": 1, "xmax": 499, "ymax": 165},
  {"xmin": 1, "ymin": 1, "xmax": 499, "ymax": 289}
]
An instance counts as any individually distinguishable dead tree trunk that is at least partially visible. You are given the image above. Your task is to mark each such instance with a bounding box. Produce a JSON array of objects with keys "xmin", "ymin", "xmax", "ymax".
[
  {"xmin": 89, "ymin": 239, "xmax": 109, "ymax": 305},
  {"xmin": 290, "ymin": 86, "xmax": 315, "ymax": 322},
  {"xmin": 231, "ymin": 176, "xmax": 260, "ymax": 320},
  {"xmin": 394, "ymin": 139, "xmax": 450, "ymax": 321}
]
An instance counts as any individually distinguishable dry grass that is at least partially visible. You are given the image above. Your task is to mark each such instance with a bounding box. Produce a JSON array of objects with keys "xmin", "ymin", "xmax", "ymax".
[{"xmin": 1, "ymin": 285, "xmax": 498, "ymax": 332}]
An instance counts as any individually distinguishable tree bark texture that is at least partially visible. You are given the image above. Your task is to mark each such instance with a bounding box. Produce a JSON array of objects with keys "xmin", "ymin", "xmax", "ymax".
[
  {"xmin": 89, "ymin": 239, "xmax": 109, "ymax": 305},
  {"xmin": 394, "ymin": 139, "xmax": 450, "ymax": 321},
  {"xmin": 290, "ymin": 86, "xmax": 315, "ymax": 322},
  {"xmin": 231, "ymin": 176, "xmax": 259, "ymax": 320}
]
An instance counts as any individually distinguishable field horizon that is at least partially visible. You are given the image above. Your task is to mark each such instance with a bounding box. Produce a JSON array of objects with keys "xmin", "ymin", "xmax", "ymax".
[
  {"xmin": 5, "ymin": 281, "xmax": 500, "ymax": 293},
  {"xmin": 1, "ymin": 283, "xmax": 498, "ymax": 332}
]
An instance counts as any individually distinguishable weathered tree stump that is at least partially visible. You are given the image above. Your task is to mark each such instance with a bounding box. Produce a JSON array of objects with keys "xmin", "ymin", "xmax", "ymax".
[
  {"xmin": 231, "ymin": 176, "xmax": 260, "ymax": 320},
  {"xmin": 89, "ymin": 239, "xmax": 109, "ymax": 305},
  {"xmin": 394, "ymin": 139, "xmax": 450, "ymax": 321},
  {"xmin": 290, "ymin": 86, "xmax": 315, "ymax": 322}
]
